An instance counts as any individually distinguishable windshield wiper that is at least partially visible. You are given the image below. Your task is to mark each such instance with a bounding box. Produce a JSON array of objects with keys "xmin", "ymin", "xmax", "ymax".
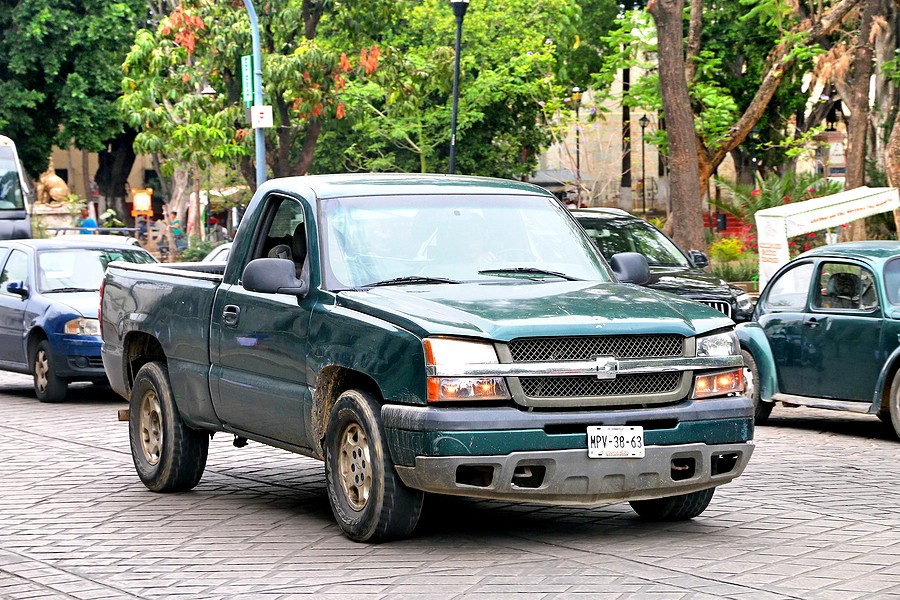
[
  {"xmin": 43, "ymin": 287, "xmax": 100, "ymax": 293},
  {"xmin": 477, "ymin": 267, "xmax": 583, "ymax": 281},
  {"xmin": 363, "ymin": 276, "xmax": 461, "ymax": 288}
]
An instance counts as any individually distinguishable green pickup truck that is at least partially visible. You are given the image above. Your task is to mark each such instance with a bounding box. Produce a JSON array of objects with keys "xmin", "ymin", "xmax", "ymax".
[{"xmin": 101, "ymin": 174, "xmax": 754, "ymax": 541}]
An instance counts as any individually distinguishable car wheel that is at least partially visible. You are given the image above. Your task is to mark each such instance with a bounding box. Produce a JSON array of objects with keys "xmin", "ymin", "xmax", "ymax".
[
  {"xmin": 325, "ymin": 389, "xmax": 424, "ymax": 542},
  {"xmin": 742, "ymin": 349, "xmax": 771, "ymax": 424},
  {"xmin": 129, "ymin": 361, "xmax": 208, "ymax": 492},
  {"xmin": 629, "ymin": 488, "xmax": 716, "ymax": 521},
  {"xmin": 888, "ymin": 370, "xmax": 900, "ymax": 439},
  {"xmin": 32, "ymin": 339, "xmax": 68, "ymax": 402}
]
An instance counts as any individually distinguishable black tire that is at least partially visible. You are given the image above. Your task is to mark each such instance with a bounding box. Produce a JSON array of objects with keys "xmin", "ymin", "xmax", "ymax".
[
  {"xmin": 325, "ymin": 389, "xmax": 424, "ymax": 542},
  {"xmin": 129, "ymin": 361, "xmax": 208, "ymax": 492},
  {"xmin": 629, "ymin": 487, "xmax": 716, "ymax": 521},
  {"xmin": 32, "ymin": 339, "xmax": 68, "ymax": 402},
  {"xmin": 887, "ymin": 370, "xmax": 900, "ymax": 440},
  {"xmin": 742, "ymin": 349, "xmax": 772, "ymax": 424}
]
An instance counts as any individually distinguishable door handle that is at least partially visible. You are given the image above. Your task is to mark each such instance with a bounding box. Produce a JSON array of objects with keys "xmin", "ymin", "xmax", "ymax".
[
  {"xmin": 223, "ymin": 304, "xmax": 241, "ymax": 327},
  {"xmin": 804, "ymin": 317, "xmax": 819, "ymax": 328}
]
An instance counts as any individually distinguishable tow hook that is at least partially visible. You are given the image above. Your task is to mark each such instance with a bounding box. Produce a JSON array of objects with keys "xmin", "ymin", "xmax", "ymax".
[
  {"xmin": 118, "ymin": 409, "xmax": 129, "ymax": 422},
  {"xmin": 233, "ymin": 435, "xmax": 248, "ymax": 448}
]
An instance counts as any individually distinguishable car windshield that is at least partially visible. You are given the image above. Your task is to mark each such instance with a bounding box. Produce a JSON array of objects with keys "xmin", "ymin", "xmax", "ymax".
[
  {"xmin": 38, "ymin": 248, "xmax": 155, "ymax": 292},
  {"xmin": 577, "ymin": 216, "xmax": 690, "ymax": 268},
  {"xmin": 0, "ymin": 147, "xmax": 25, "ymax": 211},
  {"xmin": 319, "ymin": 194, "xmax": 612, "ymax": 289}
]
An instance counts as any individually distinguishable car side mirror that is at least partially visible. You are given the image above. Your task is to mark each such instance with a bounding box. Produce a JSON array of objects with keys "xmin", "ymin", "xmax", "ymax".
[
  {"xmin": 688, "ymin": 250, "xmax": 709, "ymax": 269},
  {"xmin": 610, "ymin": 252, "xmax": 650, "ymax": 285},
  {"xmin": 242, "ymin": 258, "xmax": 309, "ymax": 297},
  {"xmin": 6, "ymin": 281, "xmax": 29, "ymax": 299}
]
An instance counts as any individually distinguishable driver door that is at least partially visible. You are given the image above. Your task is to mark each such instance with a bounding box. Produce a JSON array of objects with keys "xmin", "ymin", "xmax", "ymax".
[{"xmin": 210, "ymin": 194, "xmax": 315, "ymax": 449}]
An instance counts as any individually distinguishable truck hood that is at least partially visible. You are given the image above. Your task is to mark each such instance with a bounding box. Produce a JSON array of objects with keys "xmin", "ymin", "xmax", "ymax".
[
  {"xmin": 41, "ymin": 291, "xmax": 99, "ymax": 319},
  {"xmin": 336, "ymin": 281, "xmax": 733, "ymax": 341},
  {"xmin": 647, "ymin": 267, "xmax": 738, "ymax": 299}
]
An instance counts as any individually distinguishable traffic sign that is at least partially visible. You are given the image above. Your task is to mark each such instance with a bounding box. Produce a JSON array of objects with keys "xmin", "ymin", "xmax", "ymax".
[{"xmin": 241, "ymin": 55, "xmax": 253, "ymax": 107}]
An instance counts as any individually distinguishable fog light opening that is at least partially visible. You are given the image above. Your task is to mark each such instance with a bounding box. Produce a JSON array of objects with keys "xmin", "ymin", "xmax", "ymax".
[
  {"xmin": 671, "ymin": 457, "xmax": 696, "ymax": 481},
  {"xmin": 455, "ymin": 465, "xmax": 494, "ymax": 488},
  {"xmin": 711, "ymin": 452, "xmax": 739, "ymax": 476},
  {"xmin": 511, "ymin": 464, "xmax": 546, "ymax": 489}
]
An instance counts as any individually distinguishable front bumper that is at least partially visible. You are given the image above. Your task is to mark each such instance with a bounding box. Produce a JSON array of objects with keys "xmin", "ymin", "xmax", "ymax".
[
  {"xmin": 49, "ymin": 334, "xmax": 105, "ymax": 379},
  {"xmin": 395, "ymin": 441, "xmax": 754, "ymax": 505},
  {"xmin": 383, "ymin": 397, "xmax": 754, "ymax": 504}
]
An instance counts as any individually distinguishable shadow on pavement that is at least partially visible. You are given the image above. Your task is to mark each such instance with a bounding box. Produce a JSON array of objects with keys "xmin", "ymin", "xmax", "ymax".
[{"xmin": 761, "ymin": 406, "xmax": 896, "ymax": 441}]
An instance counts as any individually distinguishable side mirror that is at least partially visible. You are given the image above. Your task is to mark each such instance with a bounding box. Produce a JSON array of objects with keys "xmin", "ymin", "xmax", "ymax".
[
  {"xmin": 6, "ymin": 281, "xmax": 29, "ymax": 298},
  {"xmin": 688, "ymin": 250, "xmax": 709, "ymax": 269},
  {"xmin": 242, "ymin": 258, "xmax": 309, "ymax": 296},
  {"xmin": 610, "ymin": 252, "xmax": 650, "ymax": 285}
]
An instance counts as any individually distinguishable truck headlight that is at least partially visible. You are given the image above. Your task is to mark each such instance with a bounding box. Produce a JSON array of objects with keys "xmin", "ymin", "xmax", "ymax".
[
  {"xmin": 64, "ymin": 318, "xmax": 101, "ymax": 336},
  {"xmin": 692, "ymin": 369, "xmax": 744, "ymax": 399},
  {"xmin": 696, "ymin": 330, "xmax": 739, "ymax": 357},
  {"xmin": 423, "ymin": 338, "xmax": 511, "ymax": 403},
  {"xmin": 735, "ymin": 292, "xmax": 754, "ymax": 311}
]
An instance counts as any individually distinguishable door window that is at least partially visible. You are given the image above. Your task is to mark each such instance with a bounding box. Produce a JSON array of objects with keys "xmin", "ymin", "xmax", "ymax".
[
  {"xmin": 764, "ymin": 262, "xmax": 813, "ymax": 310},
  {"xmin": 0, "ymin": 250, "xmax": 28, "ymax": 295},
  {"xmin": 813, "ymin": 262, "xmax": 877, "ymax": 311},
  {"xmin": 251, "ymin": 196, "xmax": 307, "ymax": 276}
]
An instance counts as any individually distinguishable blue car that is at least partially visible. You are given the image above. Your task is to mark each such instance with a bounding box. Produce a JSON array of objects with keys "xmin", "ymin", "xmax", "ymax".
[{"xmin": 0, "ymin": 237, "xmax": 156, "ymax": 401}]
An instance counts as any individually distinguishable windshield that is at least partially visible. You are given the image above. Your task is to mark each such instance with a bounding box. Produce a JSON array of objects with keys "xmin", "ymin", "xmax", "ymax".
[
  {"xmin": 38, "ymin": 248, "xmax": 155, "ymax": 292},
  {"xmin": 577, "ymin": 216, "xmax": 690, "ymax": 268},
  {"xmin": 0, "ymin": 147, "xmax": 25, "ymax": 211},
  {"xmin": 319, "ymin": 194, "xmax": 612, "ymax": 289}
]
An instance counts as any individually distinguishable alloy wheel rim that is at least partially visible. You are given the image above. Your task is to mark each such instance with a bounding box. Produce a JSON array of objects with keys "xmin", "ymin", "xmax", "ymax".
[
  {"xmin": 338, "ymin": 422, "xmax": 372, "ymax": 511},
  {"xmin": 139, "ymin": 390, "xmax": 163, "ymax": 466},
  {"xmin": 34, "ymin": 349, "xmax": 49, "ymax": 393},
  {"xmin": 744, "ymin": 364, "xmax": 757, "ymax": 406}
]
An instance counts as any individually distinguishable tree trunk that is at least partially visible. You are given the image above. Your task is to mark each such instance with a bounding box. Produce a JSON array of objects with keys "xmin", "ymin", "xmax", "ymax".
[
  {"xmin": 94, "ymin": 129, "xmax": 137, "ymax": 226},
  {"xmin": 842, "ymin": 0, "xmax": 879, "ymax": 242},
  {"xmin": 648, "ymin": 0, "xmax": 706, "ymax": 253},
  {"xmin": 685, "ymin": 0, "xmax": 703, "ymax": 83}
]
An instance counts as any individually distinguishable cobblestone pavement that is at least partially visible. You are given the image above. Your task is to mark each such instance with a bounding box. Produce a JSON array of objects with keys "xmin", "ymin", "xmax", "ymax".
[{"xmin": 1, "ymin": 371, "xmax": 898, "ymax": 600}]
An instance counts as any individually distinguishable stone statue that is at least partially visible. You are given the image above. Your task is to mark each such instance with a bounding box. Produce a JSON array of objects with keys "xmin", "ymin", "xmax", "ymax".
[{"xmin": 35, "ymin": 162, "xmax": 70, "ymax": 207}]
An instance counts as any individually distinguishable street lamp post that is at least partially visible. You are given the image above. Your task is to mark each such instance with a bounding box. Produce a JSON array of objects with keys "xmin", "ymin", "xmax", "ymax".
[
  {"xmin": 749, "ymin": 126, "xmax": 760, "ymax": 182},
  {"xmin": 639, "ymin": 114, "xmax": 649, "ymax": 215},
  {"xmin": 448, "ymin": 0, "xmax": 470, "ymax": 174},
  {"xmin": 243, "ymin": 0, "xmax": 266, "ymax": 189},
  {"xmin": 572, "ymin": 87, "xmax": 582, "ymax": 202}
]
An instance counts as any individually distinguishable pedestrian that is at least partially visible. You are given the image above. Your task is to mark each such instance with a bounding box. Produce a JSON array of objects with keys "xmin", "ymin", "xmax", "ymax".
[
  {"xmin": 74, "ymin": 207, "xmax": 97, "ymax": 234},
  {"xmin": 170, "ymin": 212, "xmax": 182, "ymax": 237}
]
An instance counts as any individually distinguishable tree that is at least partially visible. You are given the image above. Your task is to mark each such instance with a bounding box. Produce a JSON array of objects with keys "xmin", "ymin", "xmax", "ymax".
[
  {"xmin": 0, "ymin": 0, "xmax": 145, "ymax": 216},
  {"xmin": 647, "ymin": 0, "xmax": 705, "ymax": 252}
]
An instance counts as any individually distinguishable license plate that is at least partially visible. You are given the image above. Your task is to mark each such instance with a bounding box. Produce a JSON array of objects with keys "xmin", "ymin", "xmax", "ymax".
[{"xmin": 587, "ymin": 426, "xmax": 645, "ymax": 458}]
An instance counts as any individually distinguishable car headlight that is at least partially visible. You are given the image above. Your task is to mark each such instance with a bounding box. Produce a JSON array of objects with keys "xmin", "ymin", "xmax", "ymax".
[
  {"xmin": 423, "ymin": 338, "xmax": 511, "ymax": 403},
  {"xmin": 696, "ymin": 330, "xmax": 739, "ymax": 357},
  {"xmin": 65, "ymin": 317, "xmax": 101, "ymax": 336},
  {"xmin": 692, "ymin": 369, "xmax": 744, "ymax": 399},
  {"xmin": 735, "ymin": 292, "xmax": 754, "ymax": 311}
]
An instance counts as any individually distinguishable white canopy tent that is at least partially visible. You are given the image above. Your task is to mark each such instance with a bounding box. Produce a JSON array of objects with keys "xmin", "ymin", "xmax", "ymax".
[{"xmin": 755, "ymin": 186, "xmax": 900, "ymax": 287}]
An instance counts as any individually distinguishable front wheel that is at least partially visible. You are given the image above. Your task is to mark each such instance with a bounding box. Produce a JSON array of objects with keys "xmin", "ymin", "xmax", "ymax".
[
  {"xmin": 32, "ymin": 339, "xmax": 68, "ymax": 402},
  {"xmin": 129, "ymin": 361, "xmax": 208, "ymax": 492},
  {"xmin": 629, "ymin": 488, "xmax": 715, "ymax": 521},
  {"xmin": 742, "ymin": 349, "xmax": 772, "ymax": 424},
  {"xmin": 325, "ymin": 389, "xmax": 424, "ymax": 542},
  {"xmin": 887, "ymin": 370, "xmax": 900, "ymax": 439}
]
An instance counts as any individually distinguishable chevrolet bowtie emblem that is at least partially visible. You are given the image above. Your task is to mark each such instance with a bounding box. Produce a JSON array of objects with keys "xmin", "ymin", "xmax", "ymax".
[{"xmin": 595, "ymin": 356, "xmax": 617, "ymax": 379}]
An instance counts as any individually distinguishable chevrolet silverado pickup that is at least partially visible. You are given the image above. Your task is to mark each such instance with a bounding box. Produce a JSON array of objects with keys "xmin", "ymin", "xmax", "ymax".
[{"xmin": 101, "ymin": 174, "xmax": 754, "ymax": 542}]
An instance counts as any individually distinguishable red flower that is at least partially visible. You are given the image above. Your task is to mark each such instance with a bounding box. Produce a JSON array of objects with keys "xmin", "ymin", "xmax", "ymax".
[{"xmin": 751, "ymin": 189, "xmax": 761, "ymax": 197}]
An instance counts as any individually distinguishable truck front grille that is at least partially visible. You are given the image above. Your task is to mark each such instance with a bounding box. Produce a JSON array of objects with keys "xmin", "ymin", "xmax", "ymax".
[
  {"xmin": 700, "ymin": 300, "xmax": 732, "ymax": 318},
  {"xmin": 508, "ymin": 334, "xmax": 682, "ymax": 362},
  {"xmin": 521, "ymin": 373, "xmax": 680, "ymax": 398}
]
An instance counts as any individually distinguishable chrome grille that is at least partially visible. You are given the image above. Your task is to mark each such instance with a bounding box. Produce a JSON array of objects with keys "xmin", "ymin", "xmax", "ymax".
[
  {"xmin": 508, "ymin": 335, "xmax": 682, "ymax": 362},
  {"xmin": 521, "ymin": 373, "xmax": 680, "ymax": 398},
  {"xmin": 700, "ymin": 300, "xmax": 732, "ymax": 318}
]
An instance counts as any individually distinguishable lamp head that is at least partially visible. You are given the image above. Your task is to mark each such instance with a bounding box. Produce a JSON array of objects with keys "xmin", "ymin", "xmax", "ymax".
[
  {"xmin": 639, "ymin": 114, "xmax": 650, "ymax": 129},
  {"xmin": 450, "ymin": 0, "xmax": 470, "ymax": 19},
  {"xmin": 200, "ymin": 84, "xmax": 217, "ymax": 97}
]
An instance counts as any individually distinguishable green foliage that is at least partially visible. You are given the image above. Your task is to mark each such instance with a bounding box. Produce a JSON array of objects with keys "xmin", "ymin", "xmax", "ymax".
[
  {"xmin": 708, "ymin": 237, "xmax": 745, "ymax": 262},
  {"xmin": 99, "ymin": 208, "xmax": 125, "ymax": 228},
  {"xmin": 0, "ymin": 0, "xmax": 145, "ymax": 175},
  {"xmin": 711, "ymin": 171, "xmax": 844, "ymax": 231},
  {"xmin": 178, "ymin": 237, "xmax": 218, "ymax": 262},
  {"xmin": 711, "ymin": 258, "xmax": 759, "ymax": 283}
]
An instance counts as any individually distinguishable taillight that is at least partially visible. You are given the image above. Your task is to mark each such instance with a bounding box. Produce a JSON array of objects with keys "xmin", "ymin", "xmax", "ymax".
[{"xmin": 98, "ymin": 279, "xmax": 105, "ymax": 337}]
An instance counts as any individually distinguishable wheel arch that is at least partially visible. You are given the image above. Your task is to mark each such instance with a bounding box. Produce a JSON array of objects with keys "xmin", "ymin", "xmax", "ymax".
[
  {"xmin": 25, "ymin": 327, "xmax": 49, "ymax": 373},
  {"xmin": 736, "ymin": 322, "xmax": 778, "ymax": 401},
  {"xmin": 122, "ymin": 331, "xmax": 167, "ymax": 398},
  {"xmin": 312, "ymin": 365, "xmax": 383, "ymax": 459},
  {"xmin": 874, "ymin": 346, "xmax": 900, "ymax": 415}
]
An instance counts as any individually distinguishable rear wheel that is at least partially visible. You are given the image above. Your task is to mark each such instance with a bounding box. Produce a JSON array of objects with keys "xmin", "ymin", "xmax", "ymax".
[
  {"xmin": 742, "ymin": 349, "xmax": 771, "ymax": 424},
  {"xmin": 629, "ymin": 488, "xmax": 716, "ymax": 521},
  {"xmin": 325, "ymin": 389, "xmax": 424, "ymax": 542},
  {"xmin": 129, "ymin": 361, "xmax": 208, "ymax": 492},
  {"xmin": 32, "ymin": 340, "xmax": 68, "ymax": 403}
]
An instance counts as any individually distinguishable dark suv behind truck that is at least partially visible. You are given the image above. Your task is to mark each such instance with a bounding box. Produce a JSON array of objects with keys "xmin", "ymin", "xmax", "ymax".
[
  {"xmin": 101, "ymin": 174, "xmax": 755, "ymax": 542},
  {"xmin": 573, "ymin": 208, "xmax": 755, "ymax": 322}
]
